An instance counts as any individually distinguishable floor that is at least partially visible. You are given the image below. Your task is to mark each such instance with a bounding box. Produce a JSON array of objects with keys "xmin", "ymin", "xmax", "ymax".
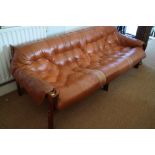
[{"xmin": 0, "ymin": 39, "xmax": 155, "ymax": 129}]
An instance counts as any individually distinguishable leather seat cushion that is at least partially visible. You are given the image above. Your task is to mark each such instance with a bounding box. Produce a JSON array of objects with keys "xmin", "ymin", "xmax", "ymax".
[
  {"xmin": 50, "ymin": 68, "xmax": 106, "ymax": 109},
  {"xmin": 29, "ymin": 60, "xmax": 106, "ymax": 109},
  {"xmin": 87, "ymin": 47, "xmax": 145, "ymax": 82},
  {"xmin": 55, "ymin": 71, "xmax": 103, "ymax": 109}
]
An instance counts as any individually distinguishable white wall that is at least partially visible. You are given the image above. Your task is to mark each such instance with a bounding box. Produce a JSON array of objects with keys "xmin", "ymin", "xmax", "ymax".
[
  {"xmin": 47, "ymin": 26, "xmax": 86, "ymax": 37},
  {"xmin": 47, "ymin": 26, "xmax": 65, "ymax": 36},
  {"xmin": 126, "ymin": 26, "xmax": 138, "ymax": 35},
  {"xmin": 0, "ymin": 82, "xmax": 16, "ymax": 96}
]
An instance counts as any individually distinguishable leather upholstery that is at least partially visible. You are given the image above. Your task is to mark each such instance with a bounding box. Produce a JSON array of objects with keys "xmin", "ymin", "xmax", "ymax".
[{"xmin": 11, "ymin": 26, "xmax": 145, "ymax": 109}]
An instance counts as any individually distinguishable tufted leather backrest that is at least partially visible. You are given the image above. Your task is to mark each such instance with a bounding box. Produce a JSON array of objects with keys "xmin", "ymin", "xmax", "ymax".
[{"xmin": 11, "ymin": 26, "xmax": 119, "ymax": 75}]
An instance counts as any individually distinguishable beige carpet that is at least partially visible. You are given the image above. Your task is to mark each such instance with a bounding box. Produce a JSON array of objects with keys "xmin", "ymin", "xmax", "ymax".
[{"xmin": 0, "ymin": 40, "xmax": 155, "ymax": 129}]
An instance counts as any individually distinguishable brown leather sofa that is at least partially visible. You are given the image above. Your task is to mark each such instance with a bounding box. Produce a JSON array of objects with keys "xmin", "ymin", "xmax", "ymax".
[{"xmin": 10, "ymin": 26, "xmax": 145, "ymax": 128}]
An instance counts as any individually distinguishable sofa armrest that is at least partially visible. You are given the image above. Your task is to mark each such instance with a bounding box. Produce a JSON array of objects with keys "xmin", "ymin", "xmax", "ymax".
[
  {"xmin": 14, "ymin": 68, "xmax": 58, "ymax": 105},
  {"xmin": 118, "ymin": 33, "xmax": 145, "ymax": 49}
]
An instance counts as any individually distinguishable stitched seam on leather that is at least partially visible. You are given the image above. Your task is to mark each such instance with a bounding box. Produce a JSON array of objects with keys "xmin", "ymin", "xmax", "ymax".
[{"xmin": 84, "ymin": 69, "xmax": 106, "ymax": 86}]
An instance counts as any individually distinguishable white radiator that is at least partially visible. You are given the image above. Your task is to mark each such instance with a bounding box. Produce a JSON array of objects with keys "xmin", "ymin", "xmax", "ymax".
[{"xmin": 0, "ymin": 26, "xmax": 47, "ymax": 84}]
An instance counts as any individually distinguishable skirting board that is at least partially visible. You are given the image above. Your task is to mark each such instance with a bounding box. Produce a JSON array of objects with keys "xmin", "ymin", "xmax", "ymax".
[{"xmin": 0, "ymin": 81, "xmax": 16, "ymax": 96}]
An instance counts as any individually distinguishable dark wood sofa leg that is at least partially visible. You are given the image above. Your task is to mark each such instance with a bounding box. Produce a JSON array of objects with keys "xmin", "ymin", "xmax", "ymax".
[
  {"xmin": 47, "ymin": 89, "xmax": 59, "ymax": 129},
  {"xmin": 48, "ymin": 101, "xmax": 54, "ymax": 129},
  {"xmin": 102, "ymin": 83, "xmax": 109, "ymax": 91},
  {"xmin": 16, "ymin": 81, "xmax": 23, "ymax": 96}
]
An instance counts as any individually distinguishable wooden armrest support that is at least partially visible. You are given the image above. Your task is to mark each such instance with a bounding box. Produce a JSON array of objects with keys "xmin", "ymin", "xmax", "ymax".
[
  {"xmin": 47, "ymin": 89, "xmax": 59, "ymax": 98},
  {"xmin": 47, "ymin": 88, "xmax": 59, "ymax": 129}
]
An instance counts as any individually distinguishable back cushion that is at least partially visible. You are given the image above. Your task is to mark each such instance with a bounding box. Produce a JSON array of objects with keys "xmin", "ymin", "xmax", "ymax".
[{"xmin": 11, "ymin": 26, "xmax": 118, "ymax": 74}]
